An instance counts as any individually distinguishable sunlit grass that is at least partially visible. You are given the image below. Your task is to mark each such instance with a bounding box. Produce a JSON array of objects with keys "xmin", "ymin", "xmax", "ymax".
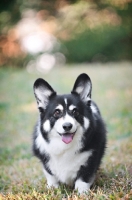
[{"xmin": 0, "ymin": 62, "xmax": 132, "ymax": 199}]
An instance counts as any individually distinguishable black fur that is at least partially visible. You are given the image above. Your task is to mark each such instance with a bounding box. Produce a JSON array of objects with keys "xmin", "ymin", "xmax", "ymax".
[{"xmin": 32, "ymin": 73, "xmax": 107, "ymax": 192}]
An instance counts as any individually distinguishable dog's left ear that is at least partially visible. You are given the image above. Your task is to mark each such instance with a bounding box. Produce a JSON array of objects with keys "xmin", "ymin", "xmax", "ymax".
[{"xmin": 71, "ymin": 73, "xmax": 92, "ymax": 102}]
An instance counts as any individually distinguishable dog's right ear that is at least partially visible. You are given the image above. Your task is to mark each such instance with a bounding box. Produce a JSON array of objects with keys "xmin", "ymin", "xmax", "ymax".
[
  {"xmin": 71, "ymin": 73, "xmax": 92, "ymax": 103},
  {"xmin": 33, "ymin": 78, "xmax": 56, "ymax": 111}
]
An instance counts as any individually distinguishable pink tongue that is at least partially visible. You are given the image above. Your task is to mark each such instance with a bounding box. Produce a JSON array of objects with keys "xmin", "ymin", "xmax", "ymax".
[{"xmin": 62, "ymin": 134, "xmax": 73, "ymax": 144}]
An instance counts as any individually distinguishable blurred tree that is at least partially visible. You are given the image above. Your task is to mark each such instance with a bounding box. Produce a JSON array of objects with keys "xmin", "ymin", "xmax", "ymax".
[
  {"xmin": 58, "ymin": 0, "xmax": 132, "ymax": 62},
  {"xmin": 0, "ymin": 0, "xmax": 79, "ymax": 34},
  {"xmin": 0, "ymin": 0, "xmax": 131, "ymax": 65}
]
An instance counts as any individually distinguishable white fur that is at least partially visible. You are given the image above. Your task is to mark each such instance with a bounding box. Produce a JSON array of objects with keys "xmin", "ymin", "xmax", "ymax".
[
  {"xmin": 75, "ymin": 179, "xmax": 91, "ymax": 194},
  {"xmin": 53, "ymin": 113, "xmax": 77, "ymax": 135},
  {"xmin": 64, "ymin": 98, "xmax": 67, "ymax": 105},
  {"xmin": 55, "ymin": 104, "xmax": 64, "ymax": 111},
  {"xmin": 43, "ymin": 168, "xmax": 59, "ymax": 188},
  {"xmin": 48, "ymin": 149, "xmax": 92, "ymax": 186},
  {"xmin": 83, "ymin": 117, "xmax": 89, "ymax": 130},
  {"xmin": 35, "ymin": 87, "xmax": 52, "ymax": 109},
  {"xmin": 35, "ymin": 104, "xmax": 93, "ymax": 191},
  {"xmin": 81, "ymin": 82, "xmax": 91, "ymax": 100},
  {"xmin": 48, "ymin": 121, "xmax": 82, "ymax": 155},
  {"xmin": 35, "ymin": 130, "xmax": 45, "ymax": 154},
  {"xmin": 35, "ymin": 124, "xmax": 93, "ymax": 187},
  {"xmin": 43, "ymin": 119, "xmax": 51, "ymax": 132},
  {"xmin": 76, "ymin": 86, "xmax": 83, "ymax": 94},
  {"xmin": 69, "ymin": 105, "xmax": 76, "ymax": 111},
  {"xmin": 75, "ymin": 82, "xmax": 91, "ymax": 102},
  {"xmin": 75, "ymin": 175, "xmax": 95, "ymax": 194},
  {"xmin": 91, "ymin": 104, "xmax": 97, "ymax": 114}
]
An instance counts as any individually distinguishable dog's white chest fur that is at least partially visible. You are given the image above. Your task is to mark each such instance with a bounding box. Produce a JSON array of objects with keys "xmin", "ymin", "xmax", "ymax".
[
  {"xmin": 49, "ymin": 147, "xmax": 92, "ymax": 185},
  {"xmin": 36, "ymin": 127, "xmax": 92, "ymax": 186}
]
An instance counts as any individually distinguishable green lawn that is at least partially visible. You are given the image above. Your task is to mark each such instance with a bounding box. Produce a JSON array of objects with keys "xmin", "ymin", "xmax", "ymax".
[{"xmin": 0, "ymin": 63, "xmax": 132, "ymax": 200}]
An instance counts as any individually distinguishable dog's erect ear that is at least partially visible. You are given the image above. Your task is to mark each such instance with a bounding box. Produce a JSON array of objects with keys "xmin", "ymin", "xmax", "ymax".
[
  {"xmin": 71, "ymin": 73, "xmax": 92, "ymax": 102},
  {"xmin": 33, "ymin": 78, "xmax": 56, "ymax": 111}
]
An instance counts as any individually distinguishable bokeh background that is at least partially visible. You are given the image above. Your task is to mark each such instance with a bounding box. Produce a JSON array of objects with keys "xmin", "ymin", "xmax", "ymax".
[
  {"xmin": 0, "ymin": 0, "xmax": 132, "ymax": 70},
  {"xmin": 0, "ymin": 0, "xmax": 132, "ymax": 199}
]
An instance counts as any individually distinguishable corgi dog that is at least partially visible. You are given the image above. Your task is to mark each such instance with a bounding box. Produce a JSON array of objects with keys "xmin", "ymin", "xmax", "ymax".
[{"xmin": 33, "ymin": 73, "xmax": 106, "ymax": 194}]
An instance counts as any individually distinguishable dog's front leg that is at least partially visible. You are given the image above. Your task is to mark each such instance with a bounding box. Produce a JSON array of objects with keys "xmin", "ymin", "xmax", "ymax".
[
  {"xmin": 43, "ymin": 168, "xmax": 59, "ymax": 188},
  {"xmin": 75, "ymin": 178, "xmax": 93, "ymax": 194}
]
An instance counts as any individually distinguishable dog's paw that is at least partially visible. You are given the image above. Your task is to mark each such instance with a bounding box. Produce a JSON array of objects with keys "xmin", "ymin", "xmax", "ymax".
[
  {"xmin": 75, "ymin": 179, "xmax": 90, "ymax": 194},
  {"xmin": 43, "ymin": 168, "xmax": 59, "ymax": 189},
  {"xmin": 47, "ymin": 183, "xmax": 59, "ymax": 189},
  {"xmin": 47, "ymin": 179, "xmax": 59, "ymax": 189}
]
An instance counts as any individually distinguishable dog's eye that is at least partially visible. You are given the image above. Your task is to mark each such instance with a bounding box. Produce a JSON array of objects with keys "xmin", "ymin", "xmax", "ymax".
[
  {"xmin": 54, "ymin": 109, "xmax": 61, "ymax": 118},
  {"xmin": 72, "ymin": 108, "xmax": 79, "ymax": 116}
]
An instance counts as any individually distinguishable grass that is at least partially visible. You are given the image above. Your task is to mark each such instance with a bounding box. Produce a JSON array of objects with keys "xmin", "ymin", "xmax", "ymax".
[{"xmin": 0, "ymin": 62, "xmax": 132, "ymax": 200}]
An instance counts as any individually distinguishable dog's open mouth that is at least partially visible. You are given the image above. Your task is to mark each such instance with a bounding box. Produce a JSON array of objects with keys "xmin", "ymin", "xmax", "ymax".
[
  {"xmin": 62, "ymin": 132, "xmax": 76, "ymax": 144},
  {"xmin": 58, "ymin": 132, "xmax": 76, "ymax": 144}
]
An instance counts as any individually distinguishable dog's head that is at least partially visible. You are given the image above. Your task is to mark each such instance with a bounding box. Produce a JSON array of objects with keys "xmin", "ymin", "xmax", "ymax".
[{"xmin": 34, "ymin": 73, "xmax": 92, "ymax": 144}]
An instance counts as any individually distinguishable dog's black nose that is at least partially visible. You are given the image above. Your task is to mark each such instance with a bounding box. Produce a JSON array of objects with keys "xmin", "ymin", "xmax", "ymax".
[{"xmin": 63, "ymin": 122, "xmax": 72, "ymax": 131}]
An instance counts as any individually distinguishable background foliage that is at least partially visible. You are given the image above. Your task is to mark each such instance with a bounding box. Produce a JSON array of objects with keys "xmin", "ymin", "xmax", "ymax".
[{"xmin": 0, "ymin": 0, "xmax": 132, "ymax": 65}]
